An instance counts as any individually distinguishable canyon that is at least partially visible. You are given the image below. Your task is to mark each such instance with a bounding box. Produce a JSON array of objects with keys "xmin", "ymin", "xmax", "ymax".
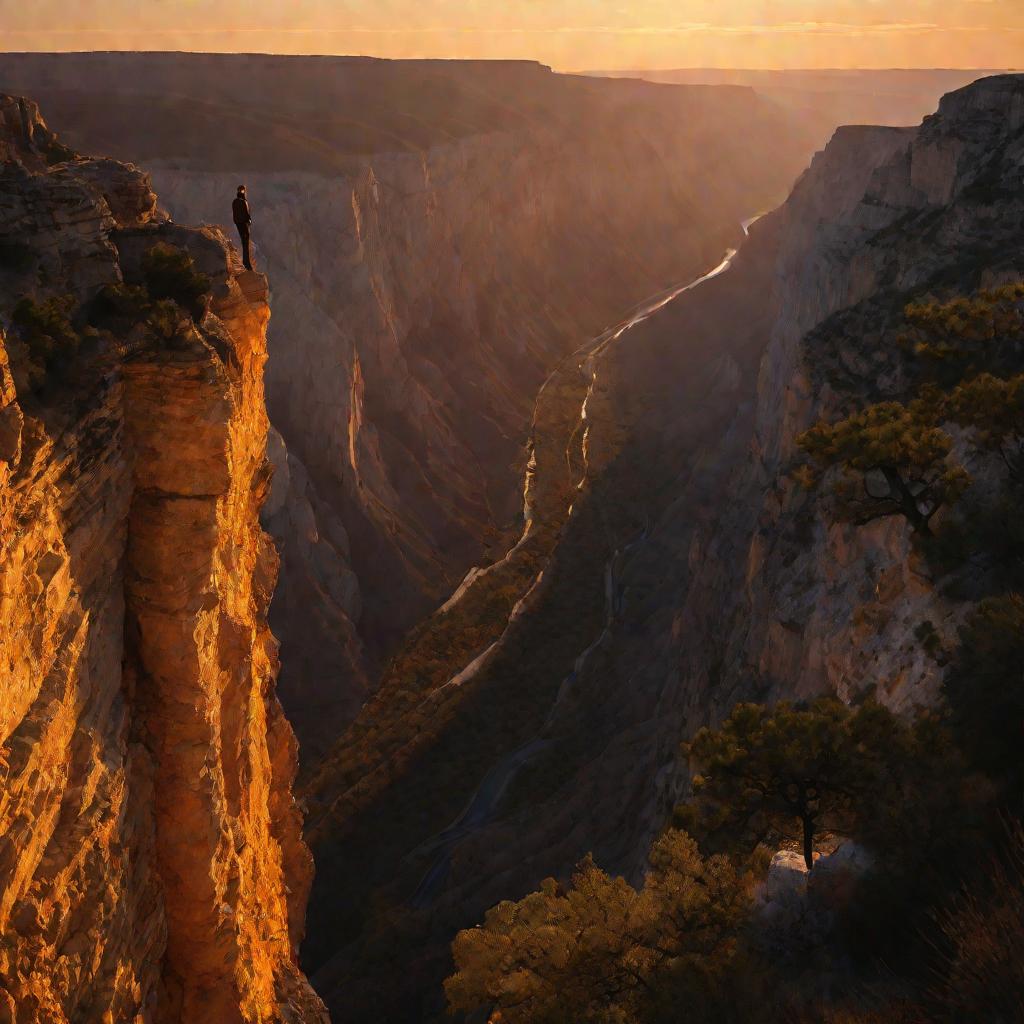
[
  {"xmin": 1, "ymin": 51, "xmax": 1021, "ymax": 1023},
  {"xmin": 0, "ymin": 53, "xmax": 821, "ymax": 763},
  {"xmin": 299, "ymin": 72, "xmax": 1024, "ymax": 1019}
]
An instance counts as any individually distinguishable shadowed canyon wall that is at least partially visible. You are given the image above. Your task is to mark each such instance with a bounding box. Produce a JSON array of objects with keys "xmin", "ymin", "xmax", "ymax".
[
  {"xmin": 0, "ymin": 96, "xmax": 325, "ymax": 1023},
  {"xmin": 0, "ymin": 54, "xmax": 822, "ymax": 763},
  {"xmin": 299, "ymin": 73, "xmax": 1024, "ymax": 1019}
]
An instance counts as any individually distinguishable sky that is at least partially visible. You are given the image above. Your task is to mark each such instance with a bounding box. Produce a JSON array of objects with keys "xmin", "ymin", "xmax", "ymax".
[{"xmin": 3, "ymin": 0, "xmax": 1022, "ymax": 70}]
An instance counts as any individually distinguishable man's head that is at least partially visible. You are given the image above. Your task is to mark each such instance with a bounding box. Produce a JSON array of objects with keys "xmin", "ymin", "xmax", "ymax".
[{"xmin": 237, "ymin": 185, "xmax": 246, "ymax": 197}]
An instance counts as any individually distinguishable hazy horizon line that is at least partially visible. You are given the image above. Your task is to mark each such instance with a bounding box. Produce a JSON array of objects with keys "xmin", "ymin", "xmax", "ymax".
[{"xmin": 0, "ymin": 49, "xmax": 1016, "ymax": 75}]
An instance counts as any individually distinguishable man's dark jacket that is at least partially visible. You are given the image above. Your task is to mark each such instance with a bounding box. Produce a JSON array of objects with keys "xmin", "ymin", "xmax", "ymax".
[{"xmin": 232, "ymin": 195, "xmax": 251, "ymax": 226}]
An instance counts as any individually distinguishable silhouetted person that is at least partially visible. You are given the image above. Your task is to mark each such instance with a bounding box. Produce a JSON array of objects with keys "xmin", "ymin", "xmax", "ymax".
[{"xmin": 232, "ymin": 185, "xmax": 253, "ymax": 271}]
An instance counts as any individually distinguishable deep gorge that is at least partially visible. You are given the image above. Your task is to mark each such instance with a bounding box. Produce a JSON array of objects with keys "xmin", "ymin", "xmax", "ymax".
[
  {"xmin": 1, "ymin": 54, "xmax": 1022, "ymax": 1024},
  {"xmin": 0, "ymin": 53, "xmax": 822, "ymax": 765}
]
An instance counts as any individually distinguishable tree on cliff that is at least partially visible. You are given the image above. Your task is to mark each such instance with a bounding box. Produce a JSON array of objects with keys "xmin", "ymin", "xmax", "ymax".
[
  {"xmin": 141, "ymin": 242, "xmax": 211, "ymax": 322},
  {"xmin": 900, "ymin": 284, "xmax": 1024, "ymax": 387},
  {"xmin": 943, "ymin": 373, "xmax": 1024, "ymax": 485},
  {"xmin": 797, "ymin": 401, "xmax": 970, "ymax": 536},
  {"xmin": 444, "ymin": 831, "xmax": 747, "ymax": 1023},
  {"xmin": 10, "ymin": 294, "xmax": 80, "ymax": 389},
  {"xmin": 680, "ymin": 699, "xmax": 903, "ymax": 871}
]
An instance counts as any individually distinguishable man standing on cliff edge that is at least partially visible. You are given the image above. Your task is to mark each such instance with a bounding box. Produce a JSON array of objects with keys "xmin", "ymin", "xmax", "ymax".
[{"xmin": 232, "ymin": 184, "xmax": 253, "ymax": 271}]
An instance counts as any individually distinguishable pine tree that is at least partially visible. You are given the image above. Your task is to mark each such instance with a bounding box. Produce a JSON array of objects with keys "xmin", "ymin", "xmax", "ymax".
[{"xmin": 798, "ymin": 402, "xmax": 969, "ymax": 535}]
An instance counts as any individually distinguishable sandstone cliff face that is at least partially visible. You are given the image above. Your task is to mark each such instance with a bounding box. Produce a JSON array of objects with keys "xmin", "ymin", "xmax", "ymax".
[
  {"xmin": 0, "ymin": 54, "xmax": 821, "ymax": 762},
  {"xmin": 0, "ymin": 97, "xmax": 325, "ymax": 1023}
]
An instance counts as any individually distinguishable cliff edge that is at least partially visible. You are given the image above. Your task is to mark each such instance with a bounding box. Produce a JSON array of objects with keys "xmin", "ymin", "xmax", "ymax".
[{"xmin": 0, "ymin": 96, "xmax": 326, "ymax": 1023}]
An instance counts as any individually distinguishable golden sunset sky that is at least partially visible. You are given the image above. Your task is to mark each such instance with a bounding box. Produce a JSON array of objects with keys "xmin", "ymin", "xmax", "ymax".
[{"xmin": 3, "ymin": 0, "xmax": 1022, "ymax": 70}]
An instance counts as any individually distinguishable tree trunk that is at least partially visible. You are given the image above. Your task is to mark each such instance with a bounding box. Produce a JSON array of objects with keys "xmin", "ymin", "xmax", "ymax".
[
  {"xmin": 802, "ymin": 817, "xmax": 815, "ymax": 872},
  {"xmin": 883, "ymin": 466, "xmax": 933, "ymax": 536}
]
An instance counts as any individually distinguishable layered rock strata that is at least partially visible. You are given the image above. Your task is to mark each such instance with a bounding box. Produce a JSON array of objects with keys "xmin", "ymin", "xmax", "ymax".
[{"xmin": 0, "ymin": 96, "xmax": 325, "ymax": 1023}]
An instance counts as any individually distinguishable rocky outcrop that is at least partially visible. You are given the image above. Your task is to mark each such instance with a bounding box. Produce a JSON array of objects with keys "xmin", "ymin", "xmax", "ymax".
[
  {"xmin": 677, "ymin": 73, "xmax": 1024, "ymax": 722},
  {"xmin": 0, "ymin": 54, "xmax": 823, "ymax": 763},
  {"xmin": 0, "ymin": 97, "xmax": 325, "ymax": 1023},
  {"xmin": 756, "ymin": 844, "xmax": 874, "ymax": 958}
]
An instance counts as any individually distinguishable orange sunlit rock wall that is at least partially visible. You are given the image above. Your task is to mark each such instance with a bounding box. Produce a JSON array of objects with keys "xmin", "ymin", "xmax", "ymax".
[{"xmin": 0, "ymin": 95, "xmax": 326, "ymax": 1023}]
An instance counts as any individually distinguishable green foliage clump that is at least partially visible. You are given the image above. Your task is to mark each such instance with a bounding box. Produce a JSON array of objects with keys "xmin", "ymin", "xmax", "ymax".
[
  {"xmin": 797, "ymin": 402, "xmax": 970, "ymax": 536},
  {"xmin": 944, "ymin": 594, "xmax": 1024, "ymax": 800},
  {"xmin": 10, "ymin": 295, "xmax": 80, "ymax": 389},
  {"xmin": 898, "ymin": 286, "xmax": 1024, "ymax": 490},
  {"xmin": 838, "ymin": 710, "xmax": 983, "ymax": 971},
  {"xmin": 89, "ymin": 282, "xmax": 153, "ymax": 328},
  {"xmin": 944, "ymin": 372, "xmax": 1024, "ymax": 484},
  {"xmin": 89, "ymin": 278, "xmax": 192, "ymax": 349},
  {"xmin": 900, "ymin": 284, "xmax": 1024, "ymax": 386},
  {"xmin": 796, "ymin": 283, "xmax": 1024, "ymax": 545},
  {"xmin": 445, "ymin": 831, "xmax": 748, "ymax": 1023},
  {"xmin": 140, "ymin": 243, "xmax": 211, "ymax": 321},
  {"xmin": 681, "ymin": 698, "xmax": 904, "ymax": 871},
  {"xmin": 145, "ymin": 299, "xmax": 187, "ymax": 342}
]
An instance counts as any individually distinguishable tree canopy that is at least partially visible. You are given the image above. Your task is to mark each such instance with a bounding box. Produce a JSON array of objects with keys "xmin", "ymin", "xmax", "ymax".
[
  {"xmin": 444, "ymin": 831, "xmax": 747, "ymax": 1023},
  {"xmin": 797, "ymin": 401, "xmax": 970, "ymax": 535},
  {"xmin": 901, "ymin": 284, "xmax": 1024, "ymax": 386},
  {"xmin": 681, "ymin": 698, "xmax": 904, "ymax": 870},
  {"xmin": 944, "ymin": 372, "xmax": 1024, "ymax": 484},
  {"xmin": 141, "ymin": 242, "xmax": 211, "ymax": 322},
  {"xmin": 797, "ymin": 283, "xmax": 1024, "ymax": 535}
]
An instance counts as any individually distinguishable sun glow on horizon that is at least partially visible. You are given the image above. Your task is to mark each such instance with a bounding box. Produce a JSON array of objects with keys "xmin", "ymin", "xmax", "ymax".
[{"xmin": 3, "ymin": 0, "xmax": 1022, "ymax": 71}]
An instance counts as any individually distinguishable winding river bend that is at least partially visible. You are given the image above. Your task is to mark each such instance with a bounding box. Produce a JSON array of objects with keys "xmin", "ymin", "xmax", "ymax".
[{"xmin": 409, "ymin": 219, "xmax": 761, "ymax": 906}]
